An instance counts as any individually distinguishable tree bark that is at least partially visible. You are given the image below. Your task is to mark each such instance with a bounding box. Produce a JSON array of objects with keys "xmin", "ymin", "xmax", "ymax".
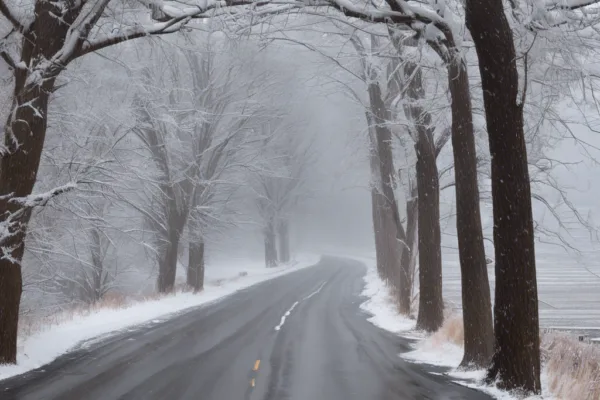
[
  {"xmin": 466, "ymin": 0, "xmax": 541, "ymax": 392},
  {"xmin": 278, "ymin": 219, "xmax": 290, "ymax": 264},
  {"xmin": 399, "ymin": 195, "xmax": 418, "ymax": 315},
  {"xmin": 0, "ymin": 1, "xmax": 72, "ymax": 363},
  {"xmin": 446, "ymin": 59, "xmax": 494, "ymax": 366},
  {"xmin": 89, "ymin": 227, "xmax": 105, "ymax": 303},
  {"xmin": 0, "ymin": 249, "xmax": 23, "ymax": 364},
  {"xmin": 372, "ymin": 186, "xmax": 401, "ymax": 286},
  {"xmin": 407, "ymin": 210, "xmax": 418, "ymax": 300},
  {"xmin": 368, "ymin": 83, "xmax": 408, "ymax": 301},
  {"xmin": 366, "ymin": 114, "xmax": 402, "ymax": 286},
  {"xmin": 390, "ymin": 26, "xmax": 493, "ymax": 364},
  {"xmin": 157, "ymin": 230, "xmax": 181, "ymax": 293},
  {"xmin": 370, "ymin": 187, "xmax": 386, "ymax": 278},
  {"xmin": 187, "ymin": 240, "xmax": 205, "ymax": 292},
  {"xmin": 401, "ymin": 63, "xmax": 444, "ymax": 331},
  {"xmin": 414, "ymin": 132, "xmax": 444, "ymax": 331},
  {"xmin": 264, "ymin": 221, "xmax": 278, "ymax": 268}
]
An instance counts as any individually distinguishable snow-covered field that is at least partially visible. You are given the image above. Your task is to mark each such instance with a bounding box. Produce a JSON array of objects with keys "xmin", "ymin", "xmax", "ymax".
[
  {"xmin": 0, "ymin": 253, "xmax": 320, "ymax": 381},
  {"xmin": 442, "ymin": 243, "xmax": 600, "ymax": 335},
  {"xmin": 347, "ymin": 239, "xmax": 600, "ymax": 330}
]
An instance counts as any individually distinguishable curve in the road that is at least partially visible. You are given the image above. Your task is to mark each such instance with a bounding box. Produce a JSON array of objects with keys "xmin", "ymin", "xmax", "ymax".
[{"xmin": 1, "ymin": 256, "xmax": 492, "ymax": 400}]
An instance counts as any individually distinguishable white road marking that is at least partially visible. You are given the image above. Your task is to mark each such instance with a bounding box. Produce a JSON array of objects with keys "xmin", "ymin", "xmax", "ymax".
[
  {"xmin": 274, "ymin": 281, "xmax": 327, "ymax": 331},
  {"xmin": 274, "ymin": 301, "xmax": 299, "ymax": 331},
  {"xmin": 302, "ymin": 281, "xmax": 327, "ymax": 301}
]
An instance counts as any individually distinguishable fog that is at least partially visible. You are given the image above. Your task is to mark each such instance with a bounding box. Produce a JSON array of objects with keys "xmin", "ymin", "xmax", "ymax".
[
  {"xmin": 4, "ymin": 1, "xmax": 600, "ymax": 396},
  {"xmin": 2, "ymin": 24, "xmax": 598, "ymax": 328}
]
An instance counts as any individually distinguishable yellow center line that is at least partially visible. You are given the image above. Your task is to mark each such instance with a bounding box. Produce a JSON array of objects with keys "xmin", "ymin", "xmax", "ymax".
[
  {"xmin": 253, "ymin": 359, "xmax": 261, "ymax": 371},
  {"xmin": 251, "ymin": 378, "xmax": 256, "ymax": 387}
]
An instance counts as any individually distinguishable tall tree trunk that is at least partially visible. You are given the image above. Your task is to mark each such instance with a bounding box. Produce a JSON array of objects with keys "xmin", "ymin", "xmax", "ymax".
[
  {"xmin": 368, "ymin": 83, "xmax": 408, "ymax": 301},
  {"xmin": 264, "ymin": 221, "xmax": 278, "ymax": 268},
  {"xmin": 278, "ymin": 219, "xmax": 290, "ymax": 264},
  {"xmin": 391, "ymin": 28, "xmax": 493, "ymax": 364},
  {"xmin": 187, "ymin": 240, "xmax": 205, "ymax": 292},
  {"xmin": 0, "ymin": 3, "xmax": 71, "ymax": 363},
  {"xmin": 401, "ymin": 62, "xmax": 444, "ymax": 331},
  {"xmin": 407, "ymin": 212, "xmax": 419, "ymax": 301},
  {"xmin": 446, "ymin": 59, "xmax": 494, "ymax": 366},
  {"xmin": 370, "ymin": 187, "xmax": 385, "ymax": 278},
  {"xmin": 400, "ymin": 194, "xmax": 418, "ymax": 315},
  {"xmin": 367, "ymin": 114, "xmax": 401, "ymax": 286},
  {"xmin": 157, "ymin": 230, "xmax": 181, "ymax": 293},
  {"xmin": 466, "ymin": 0, "xmax": 540, "ymax": 392},
  {"xmin": 89, "ymin": 227, "xmax": 105, "ymax": 303},
  {"xmin": 373, "ymin": 186, "xmax": 400, "ymax": 286},
  {"xmin": 0, "ymin": 241, "xmax": 24, "ymax": 365},
  {"xmin": 414, "ymin": 131, "xmax": 444, "ymax": 331}
]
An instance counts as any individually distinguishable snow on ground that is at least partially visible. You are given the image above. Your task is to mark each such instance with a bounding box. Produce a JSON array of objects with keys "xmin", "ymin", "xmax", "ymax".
[
  {"xmin": 359, "ymin": 260, "xmax": 416, "ymax": 334},
  {"xmin": 0, "ymin": 253, "xmax": 320, "ymax": 381},
  {"xmin": 448, "ymin": 369, "xmax": 555, "ymax": 400},
  {"xmin": 351, "ymin": 254, "xmax": 557, "ymax": 400}
]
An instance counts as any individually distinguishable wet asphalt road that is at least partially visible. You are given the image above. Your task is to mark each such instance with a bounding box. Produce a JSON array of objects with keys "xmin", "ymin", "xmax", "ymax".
[{"xmin": 1, "ymin": 256, "xmax": 492, "ymax": 400}]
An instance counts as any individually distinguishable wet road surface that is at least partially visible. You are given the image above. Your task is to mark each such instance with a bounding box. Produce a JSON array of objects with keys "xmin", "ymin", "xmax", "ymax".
[{"xmin": 1, "ymin": 256, "xmax": 492, "ymax": 400}]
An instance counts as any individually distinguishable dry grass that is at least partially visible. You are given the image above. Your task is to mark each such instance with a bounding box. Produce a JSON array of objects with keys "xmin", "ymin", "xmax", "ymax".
[
  {"xmin": 423, "ymin": 313, "xmax": 600, "ymax": 399},
  {"xmin": 543, "ymin": 334, "xmax": 600, "ymax": 400},
  {"xmin": 18, "ymin": 274, "xmax": 249, "ymax": 341},
  {"xmin": 17, "ymin": 289, "xmax": 187, "ymax": 340},
  {"xmin": 18, "ymin": 292, "xmax": 132, "ymax": 338},
  {"xmin": 429, "ymin": 313, "xmax": 464, "ymax": 347}
]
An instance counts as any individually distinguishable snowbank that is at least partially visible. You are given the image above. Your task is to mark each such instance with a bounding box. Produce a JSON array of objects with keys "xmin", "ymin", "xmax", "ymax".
[
  {"xmin": 354, "ymin": 255, "xmax": 558, "ymax": 400},
  {"xmin": 0, "ymin": 253, "xmax": 320, "ymax": 381},
  {"xmin": 359, "ymin": 261, "xmax": 416, "ymax": 334}
]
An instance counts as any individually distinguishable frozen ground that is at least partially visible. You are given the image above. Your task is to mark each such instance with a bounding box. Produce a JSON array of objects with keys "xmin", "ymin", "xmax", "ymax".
[{"xmin": 0, "ymin": 253, "xmax": 320, "ymax": 381}]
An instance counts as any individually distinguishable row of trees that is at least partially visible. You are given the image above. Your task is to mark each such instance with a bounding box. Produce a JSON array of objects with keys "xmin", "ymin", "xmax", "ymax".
[
  {"xmin": 1, "ymin": 0, "xmax": 599, "ymax": 396},
  {"xmin": 252, "ymin": 129, "xmax": 313, "ymax": 267},
  {"xmin": 345, "ymin": 0, "xmax": 600, "ymax": 395},
  {"xmin": 264, "ymin": 0, "xmax": 600, "ymax": 395},
  {"xmin": 0, "ymin": 0, "xmax": 314, "ymax": 362}
]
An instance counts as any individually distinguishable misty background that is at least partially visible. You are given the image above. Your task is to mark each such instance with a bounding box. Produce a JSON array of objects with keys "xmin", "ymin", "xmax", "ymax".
[{"xmin": 3, "ymin": 23, "xmax": 599, "ymax": 327}]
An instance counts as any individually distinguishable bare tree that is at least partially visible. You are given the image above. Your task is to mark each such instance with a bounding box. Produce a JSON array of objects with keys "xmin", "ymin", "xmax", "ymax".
[
  {"xmin": 132, "ymin": 85, "xmax": 190, "ymax": 293},
  {"xmin": 291, "ymin": 0, "xmax": 494, "ymax": 340},
  {"xmin": 252, "ymin": 121, "xmax": 313, "ymax": 267},
  {"xmin": 0, "ymin": 0, "xmax": 265, "ymax": 363},
  {"xmin": 466, "ymin": 0, "xmax": 541, "ymax": 393},
  {"xmin": 180, "ymin": 39, "xmax": 263, "ymax": 291},
  {"xmin": 307, "ymin": 29, "xmax": 431, "ymax": 316},
  {"xmin": 20, "ymin": 110, "xmax": 137, "ymax": 313},
  {"xmin": 346, "ymin": 34, "xmax": 412, "ymax": 311},
  {"xmin": 365, "ymin": 113, "xmax": 404, "ymax": 291},
  {"xmin": 391, "ymin": 56, "xmax": 444, "ymax": 333},
  {"xmin": 130, "ymin": 39, "xmax": 263, "ymax": 292}
]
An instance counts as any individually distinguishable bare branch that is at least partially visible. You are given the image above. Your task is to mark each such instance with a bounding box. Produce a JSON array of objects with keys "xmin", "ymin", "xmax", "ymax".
[{"xmin": 0, "ymin": 0, "xmax": 29, "ymax": 33}]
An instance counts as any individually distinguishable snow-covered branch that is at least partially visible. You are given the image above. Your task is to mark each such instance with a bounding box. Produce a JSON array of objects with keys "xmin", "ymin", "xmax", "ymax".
[
  {"xmin": 0, "ymin": 0, "xmax": 30, "ymax": 33},
  {"xmin": 9, "ymin": 183, "xmax": 77, "ymax": 208},
  {"xmin": 0, "ymin": 34, "xmax": 22, "ymax": 70},
  {"xmin": 76, "ymin": 18, "xmax": 192, "ymax": 59},
  {"xmin": 544, "ymin": 0, "xmax": 600, "ymax": 11},
  {"xmin": 510, "ymin": 0, "xmax": 600, "ymax": 30},
  {"xmin": 0, "ymin": 183, "xmax": 76, "ymax": 261}
]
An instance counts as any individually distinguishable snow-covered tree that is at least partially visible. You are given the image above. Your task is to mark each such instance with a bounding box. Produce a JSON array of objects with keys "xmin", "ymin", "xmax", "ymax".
[{"xmin": 251, "ymin": 120, "xmax": 315, "ymax": 267}]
